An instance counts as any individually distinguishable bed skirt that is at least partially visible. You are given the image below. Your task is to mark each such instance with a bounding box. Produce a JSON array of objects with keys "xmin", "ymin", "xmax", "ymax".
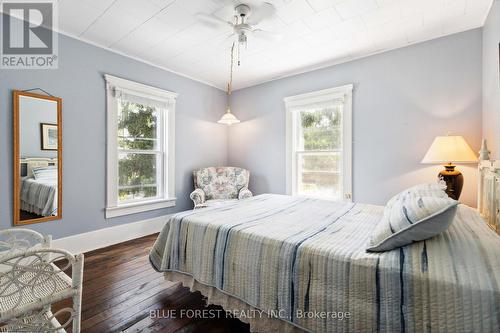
[{"xmin": 164, "ymin": 271, "xmax": 308, "ymax": 333}]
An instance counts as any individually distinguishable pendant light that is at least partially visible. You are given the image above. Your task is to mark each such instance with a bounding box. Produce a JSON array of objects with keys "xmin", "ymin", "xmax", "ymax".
[{"xmin": 218, "ymin": 42, "xmax": 240, "ymax": 125}]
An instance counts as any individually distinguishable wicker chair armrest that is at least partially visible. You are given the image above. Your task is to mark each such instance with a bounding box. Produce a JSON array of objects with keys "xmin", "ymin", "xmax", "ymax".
[
  {"xmin": 0, "ymin": 228, "xmax": 51, "ymax": 256},
  {"xmin": 0, "ymin": 248, "xmax": 83, "ymax": 322}
]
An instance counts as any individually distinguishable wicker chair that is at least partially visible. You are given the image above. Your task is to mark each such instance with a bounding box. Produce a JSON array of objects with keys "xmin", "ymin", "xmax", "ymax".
[
  {"xmin": 0, "ymin": 228, "xmax": 83, "ymax": 333},
  {"xmin": 190, "ymin": 167, "xmax": 253, "ymax": 208}
]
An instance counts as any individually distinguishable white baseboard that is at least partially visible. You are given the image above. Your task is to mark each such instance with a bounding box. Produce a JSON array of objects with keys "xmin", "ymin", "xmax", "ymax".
[{"xmin": 52, "ymin": 215, "xmax": 170, "ymax": 254}]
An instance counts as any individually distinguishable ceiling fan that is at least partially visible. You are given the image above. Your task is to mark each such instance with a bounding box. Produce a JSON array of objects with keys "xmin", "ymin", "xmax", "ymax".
[{"xmin": 197, "ymin": 1, "xmax": 282, "ymax": 49}]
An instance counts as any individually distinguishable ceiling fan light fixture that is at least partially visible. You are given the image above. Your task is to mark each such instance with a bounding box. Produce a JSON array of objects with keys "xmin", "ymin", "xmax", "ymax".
[
  {"xmin": 238, "ymin": 33, "xmax": 247, "ymax": 48},
  {"xmin": 196, "ymin": 1, "xmax": 281, "ymax": 53}
]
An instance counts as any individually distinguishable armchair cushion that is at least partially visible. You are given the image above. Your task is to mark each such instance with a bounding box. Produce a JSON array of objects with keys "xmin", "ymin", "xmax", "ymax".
[{"xmin": 193, "ymin": 167, "xmax": 250, "ymax": 201}]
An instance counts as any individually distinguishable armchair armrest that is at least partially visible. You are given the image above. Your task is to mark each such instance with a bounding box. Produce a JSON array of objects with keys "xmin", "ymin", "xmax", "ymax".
[
  {"xmin": 238, "ymin": 188, "xmax": 253, "ymax": 200},
  {"xmin": 190, "ymin": 188, "xmax": 206, "ymax": 207}
]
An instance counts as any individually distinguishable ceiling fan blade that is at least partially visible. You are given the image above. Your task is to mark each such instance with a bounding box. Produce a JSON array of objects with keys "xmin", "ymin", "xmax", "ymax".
[
  {"xmin": 196, "ymin": 13, "xmax": 233, "ymax": 30},
  {"xmin": 210, "ymin": 0, "xmax": 235, "ymax": 4},
  {"xmin": 247, "ymin": 2, "xmax": 276, "ymax": 25},
  {"xmin": 252, "ymin": 28, "xmax": 282, "ymax": 42}
]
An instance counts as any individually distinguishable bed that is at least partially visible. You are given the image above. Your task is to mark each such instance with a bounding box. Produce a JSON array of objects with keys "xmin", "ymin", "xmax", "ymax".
[
  {"xmin": 19, "ymin": 159, "xmax": 58, "ymax": 217},
  {"xmin": 150, "ymin": 175, "xmax": 500, "ymax": 332},
  {"xmin": 20, "ymin": 177, "xmax": 57, "ymax": 217}
]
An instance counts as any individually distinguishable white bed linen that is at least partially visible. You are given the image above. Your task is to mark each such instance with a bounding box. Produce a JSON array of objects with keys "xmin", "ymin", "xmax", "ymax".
[
  {"xmin": 150, "ymin": 194, "xmax": 500, "ymax": 332},
  {"xmin": 20, "ymin": 177, "xmax": 57, "ymax": 216}
]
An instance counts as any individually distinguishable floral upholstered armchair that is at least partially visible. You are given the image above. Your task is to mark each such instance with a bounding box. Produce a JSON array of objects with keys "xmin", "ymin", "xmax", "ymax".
[{"xmin": 190, "ymin": 167, "xmax": 253, "ymax": 208}]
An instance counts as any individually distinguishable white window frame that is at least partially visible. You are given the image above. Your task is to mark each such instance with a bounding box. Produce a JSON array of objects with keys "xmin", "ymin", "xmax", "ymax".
[
  {"xmin": 284, "ymin": 84, "xmax": 353, "ymax": 201},
  {"xmin": 104, "ymin": 74, "xmax": 177, "ymax": 218}
]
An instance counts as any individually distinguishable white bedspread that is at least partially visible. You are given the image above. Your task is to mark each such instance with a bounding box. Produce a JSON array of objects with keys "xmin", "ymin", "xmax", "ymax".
[{"xmin": 150, "ymin": 194, "xmax": 500, "ymax": 332}]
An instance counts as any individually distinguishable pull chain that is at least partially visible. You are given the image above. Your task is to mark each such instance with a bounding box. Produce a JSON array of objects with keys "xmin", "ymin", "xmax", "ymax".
[
  {"xmin": 238, "ymin": 41, "xmax": 241, "ymax": 66},
  {"xmin": 229, "ymin": 41, "xmax": 234, "ymax": 94}
]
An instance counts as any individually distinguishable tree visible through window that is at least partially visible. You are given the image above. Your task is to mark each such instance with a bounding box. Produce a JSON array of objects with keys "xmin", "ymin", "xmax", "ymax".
[
  {"xmin": 105, "ymin": 75, "xmax": 176, "ymax": 218},
  {"xmin": 285, "ymin": 85, "xmax": 352, "ymax": 201},
  {"xmin": 296, "ymin": 105, "xmax": 342, "ymax": 200},
  {"xmin": 118, "ymin": 101, "xmax": 162, "ymax": 203}
]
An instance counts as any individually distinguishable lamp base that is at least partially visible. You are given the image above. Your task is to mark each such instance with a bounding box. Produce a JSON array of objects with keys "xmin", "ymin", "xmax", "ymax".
[{"xmin": 438, "ymin": 164, "xmax": 463, "ymax": 200}]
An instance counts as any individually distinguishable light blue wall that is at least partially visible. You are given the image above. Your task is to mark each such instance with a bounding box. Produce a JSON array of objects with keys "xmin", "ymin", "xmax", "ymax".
[
  {"xmin": 228, "ymin": 29, "xmax": 483, "ymax": 207},
  {"xmin": 0, "ymin": 30, "xmax": 228, "ymax": 238},
  {"xmin": 19, "ymin": 95, "xmax": 58, "ymax": 159},
  {"xmin": 0, "ymin": 20, "xmax": 485, "ymax": 240},
  {"xmin": 482, "ymin": 0, "xmax": 500, "ymax": 159}
]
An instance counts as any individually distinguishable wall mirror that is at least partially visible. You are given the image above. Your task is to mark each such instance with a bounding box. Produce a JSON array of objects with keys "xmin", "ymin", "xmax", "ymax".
[{"xmin": 13, "ymin": 90, "xmax": 62, "ymax": 225}]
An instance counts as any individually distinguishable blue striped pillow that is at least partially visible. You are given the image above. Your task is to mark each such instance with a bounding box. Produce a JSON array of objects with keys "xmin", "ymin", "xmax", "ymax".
[
  {"xmin": 32, "ymin": 166, "xmax": 57, "ymax": 180},
  {"xmin": 367, "ymin": 189, "xmax": 458, "ymax": 252},
  {"xmin": 385, "ymin": 183, "xmax": 448, "ymax": 208}
]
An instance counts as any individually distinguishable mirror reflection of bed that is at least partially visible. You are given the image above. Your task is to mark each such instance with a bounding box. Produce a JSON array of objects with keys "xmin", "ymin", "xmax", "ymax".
[
  {"xmin": 14, "ymin": 91, "xmax": 62, "ymax": 225},
  {"xmin": 19, "ymin": 158, "xmax": 58, "ymax": 220}
]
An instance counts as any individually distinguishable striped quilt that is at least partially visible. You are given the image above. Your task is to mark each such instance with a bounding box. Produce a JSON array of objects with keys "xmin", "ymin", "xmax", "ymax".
[
  {"xmin": 20, "ymin": 177, "xmax": 57, "ymax": 216},
  {"xmin": 150, "ymin": 194, "xmax": 500, "ymax": 332}
]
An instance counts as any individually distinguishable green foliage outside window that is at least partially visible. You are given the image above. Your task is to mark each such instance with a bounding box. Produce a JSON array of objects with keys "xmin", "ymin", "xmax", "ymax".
[
  {"xmin": 298, "ymin": 106, "xmax": 342, "ymax": 198},
  {"xmin": 300, "ymin": 107, "xmax": 341, "ymax": 151},
  {"xmin": 118, "ymin": 101, "xmax": 159, "ymax": 201},
  {"xmin": 299, "ymin": 107, "xmax": 341, "ymax": 171}
]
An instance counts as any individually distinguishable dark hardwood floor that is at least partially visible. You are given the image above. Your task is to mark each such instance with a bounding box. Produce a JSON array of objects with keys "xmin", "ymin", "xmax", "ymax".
[
  {"xmin": 54, "ymin": 234, "xmax": 250, "ymax": 333},
  {"xmin": 19, "ymin": 210, "xmax": 43, "ymax": 220}
]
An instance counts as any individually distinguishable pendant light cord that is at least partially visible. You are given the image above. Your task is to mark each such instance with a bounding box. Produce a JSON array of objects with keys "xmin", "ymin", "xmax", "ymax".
[
  {"xmin": 228, "ymin": 41, "xmax": 235, "ymax": 97},
  {"xmin": 225, "ymin": 41, "xmax": 235, "ymax": 112}
]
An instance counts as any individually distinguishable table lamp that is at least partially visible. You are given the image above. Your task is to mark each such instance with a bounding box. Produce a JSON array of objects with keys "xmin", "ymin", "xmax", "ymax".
[{"xmin": 421, "ymin": 135, "xmax": 478, "ymax": 199}]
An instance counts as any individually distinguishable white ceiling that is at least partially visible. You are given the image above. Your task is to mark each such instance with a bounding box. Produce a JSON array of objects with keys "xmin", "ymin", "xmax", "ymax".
[{"xmin": 55, "ymin": 0, "xmax": 493, "ymax": 90}]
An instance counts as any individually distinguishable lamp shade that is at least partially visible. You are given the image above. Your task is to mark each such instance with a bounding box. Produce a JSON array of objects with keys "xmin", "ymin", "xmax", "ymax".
[
  {"xmin": 217, "ymin": 108, "xmax": 240, "ymax": 125},
  {"xmin": 421, "ymin": 136, "xmax": 478, "ymax": 164}
]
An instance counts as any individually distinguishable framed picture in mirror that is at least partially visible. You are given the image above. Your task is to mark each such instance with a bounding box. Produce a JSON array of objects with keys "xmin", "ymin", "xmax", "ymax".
[
  {"xmin": 13, "ymin": 90, "xmax": 62, "ymax": 225},
  {"xmin": 40, "ymin": 123, "xmax": 58, "ymax": 150}
]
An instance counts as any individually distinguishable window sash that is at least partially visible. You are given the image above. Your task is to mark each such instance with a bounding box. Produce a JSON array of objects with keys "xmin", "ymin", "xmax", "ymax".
[
  {"xmin": 293, "ymin": 126, "xmax": 344, "ymax": 200},
  {"xmin": 116, "ymin": 101, "xmax": 166, "ymax": 205},
  {"xmin": 119, "ymin": 184, "xmax": 158, "ymax": 189},
  {"xmin": 105, "ymin": 74, "xmax": 177, "ymax": 218},
  {"xmin": 117, "ymin": 149, "xmax": 163, "ymax": 154},
  {"xmin": 117, "ymin": 98, "xmax": 162, "ymax": 150},
  {"xmin": 285, "ymin": 84, "xmax": 353, "ymax": 201},
  {"xmin": 294, "ymin": 105, "xmax": 343, "ymax": 152},
  {"xmin": 295, "ymin": 151, "xmax": 343, "ymax": 200},
  {"xmin": 294, "ymin": 149, "xmax": 341, "ymax": 154},
  {"xmin": 118, "ymin": 136, "xmax": 159, "ymax": 142},
  {"xmin": 117, "ymin": 151, "xmax": 164, "ymax": 204}
]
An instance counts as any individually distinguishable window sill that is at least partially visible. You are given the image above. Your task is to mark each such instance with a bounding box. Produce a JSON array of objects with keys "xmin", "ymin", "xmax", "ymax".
[{"xmin": 106, "ymin": 198, "xmax": 176, "ymax": 218}]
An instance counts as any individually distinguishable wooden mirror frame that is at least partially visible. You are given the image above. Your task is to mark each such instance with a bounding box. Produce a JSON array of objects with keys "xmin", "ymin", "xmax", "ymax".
[{"xmin": 13, "ymin": 90, "xmax": 62, "ymax": 225}]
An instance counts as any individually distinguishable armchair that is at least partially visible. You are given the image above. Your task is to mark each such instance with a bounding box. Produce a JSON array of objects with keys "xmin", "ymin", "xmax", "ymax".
[{"xmin": 190, "ymin": 167, "xmax": 253, "ymax": 208}]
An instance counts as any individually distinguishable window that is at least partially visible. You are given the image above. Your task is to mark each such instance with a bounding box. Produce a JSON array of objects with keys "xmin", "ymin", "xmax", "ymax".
[
  {"xmin": 285, "ymin": 85, "xmax": 353, "ymax": 201},
  {"xmin": 105, "ymin": 75, "xmax": 177, "ymax": 218}
]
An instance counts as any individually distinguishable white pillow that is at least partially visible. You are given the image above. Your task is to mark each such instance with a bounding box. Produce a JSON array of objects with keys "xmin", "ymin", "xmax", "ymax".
[
  {"xmin": 32, "ymin": 166, "xmax": 57, "ymax": 180},
  {"xmin": 367, "ymin": 186, "xmax": 457, "ymax": 252}
]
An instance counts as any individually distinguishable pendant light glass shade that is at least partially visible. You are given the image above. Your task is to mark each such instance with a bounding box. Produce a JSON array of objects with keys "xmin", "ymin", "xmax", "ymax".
[{"xmin": 218, "ymin": 107, "xmax": 240, "ymax": 125}]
